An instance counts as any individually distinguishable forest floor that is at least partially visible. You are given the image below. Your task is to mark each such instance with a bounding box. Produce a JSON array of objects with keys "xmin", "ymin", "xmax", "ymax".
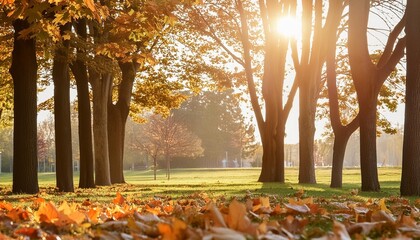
[{"xmin": 0, "ymin": 168, "xmax": 419, "ymax": 239}]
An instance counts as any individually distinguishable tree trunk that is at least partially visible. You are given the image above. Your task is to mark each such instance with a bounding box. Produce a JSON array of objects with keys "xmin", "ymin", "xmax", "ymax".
[
  {"xmin": 358, "ymin": 95, "xmax": 380, "ymax": 191},
  {"xmin": 330, "ymin": 131, "xmax": 351, "ymax": 188},
  {"xmin": 107, "ymin": 62, "xmax": 137, "ymax": 184},
  {"xmin": 10, "ymin": 19, "xmax": 39, "ymax": 194},
  {"xmin": 71, "ymin": 19, "xmax": 95, "ymax": 189},
  {"xmin": 108, "ymin": 103, "xmax": 126, "ymax": 183},
  {"xmin": 167, "ymin": 157, "xmax": 170, "ymax": 180},
  {"xmin": 298, "ymin": 81, "xmax": 317, "ymax": 184},
  {"xmin": 53, "ymin": 23, "xmax": 74, "ymax": 192},
  {"xmin": 91, "ymin": 72, "xmax": 112, "ymax": 186},
  {"xmin": 154, "ymin": 157, "xmax": 157, "ymax": 180},
  {"xmin": 401, "ymin": 0, "xmax": 420, "ymax": 196}
]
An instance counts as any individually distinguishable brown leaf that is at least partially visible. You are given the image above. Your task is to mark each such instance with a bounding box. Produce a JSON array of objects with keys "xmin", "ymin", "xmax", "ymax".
[
  {"xmin": 206, "ymin": 227, "xmax": 246, "ymax": 240},
  {"xmin": 284, "ymin": 203, "xmax": 310, "ymax": 213},
  {"xmin": 207, "ymin": 203, "xmax": 227, "ymax": 228},
  {"xmin": 371, "ymin": 210, "xmax": 395, "ymax": 223},
  {"xmin": 333, "ymin": 221, "xmax": 351, "ymax": 240}
]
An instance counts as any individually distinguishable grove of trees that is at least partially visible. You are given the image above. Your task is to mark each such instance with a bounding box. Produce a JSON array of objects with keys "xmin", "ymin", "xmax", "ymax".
[{"xmin": 0, "ymin": 0, "xmax": 419, "ymax": 196}]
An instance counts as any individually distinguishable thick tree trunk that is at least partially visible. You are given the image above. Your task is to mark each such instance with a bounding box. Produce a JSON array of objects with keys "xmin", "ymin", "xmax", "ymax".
[
  {"xmin": 258, "ymin": 134, "xmax": 275, "ymax": 182},
  {"xmin": 358, "ymin": 96, "xmax": 380, "ymax": 191},
  {"xmin": 108, "ymin": 103, "xmax": 126, "ymax": 183},
  {"xmin": 401, "ymin": 0, "xmax": 420, "ymax": 196},
  {"xmin": 10, "ymin": 19, "xmax": 39, "ymax": 194},
  {"xmin": 298, "ymin": 82, "xmax": 317, "ymax": 184},
  {"xmin": 53, "ymin": 23, "xmax": 74, "ymax": 192},
  {"xmin": 330, "ymin": 131, "xmax": 351, "ymax": 188},
  {"xmin": 71, "ymin": 19, "xmax": 95, "ymax": 188},
  {"xmin": 107, "ymin": 62, "xmax": 137, "ymax": 184},
  {"xmin": 91, "ymin": 72, "xmax": 112, "ymax": 186}
]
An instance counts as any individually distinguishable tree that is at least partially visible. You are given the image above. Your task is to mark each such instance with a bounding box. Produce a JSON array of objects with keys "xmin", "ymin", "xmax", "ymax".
[
  {"xmin": 141, "ymin": 114, "xmax": 203, "ymax": 180},
  {"xmin": 236, "ymin": 0, "xmax": 294, "ymax": 182},
  {"xmin": 38, "ymin": 117, "xmax": 56, "ymax": 172},
  {"xmin": 0, "ymin": 23, "xmax": 13, "ymax": 128},
  {"xmin": 70, "ymin": 19, "xmax": 95, "ymax": 188},
  {"xmin": 10, "ymin": 18, "xmax": 39, "ymax": 193},
  {"xmin": 348, "ymin": 0, "xmax": 405, "ymax": 191},
  {"xmin": 53, "ymin": 23, "xmax": 74, "ymax": 192},
  {"xmin": 401, "ymin": 0, "xmax": 420, "ymax": 196}
]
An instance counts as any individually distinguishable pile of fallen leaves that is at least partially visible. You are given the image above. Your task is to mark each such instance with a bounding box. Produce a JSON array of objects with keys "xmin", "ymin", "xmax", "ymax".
[{"xmin": 0, "ymin": 190, "xmax": 419, "ymax": 239}]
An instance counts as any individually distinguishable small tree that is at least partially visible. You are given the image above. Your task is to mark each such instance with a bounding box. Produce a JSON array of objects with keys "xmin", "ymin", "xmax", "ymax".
[{"xmin": 142, "ymin": 114, "xmax": 203, "ymax": 180}]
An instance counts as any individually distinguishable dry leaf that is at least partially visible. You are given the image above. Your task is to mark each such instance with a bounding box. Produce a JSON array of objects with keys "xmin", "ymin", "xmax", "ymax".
[{"xmin": 113, "ymin": 192, "xmax": 125, "ymax": 205}]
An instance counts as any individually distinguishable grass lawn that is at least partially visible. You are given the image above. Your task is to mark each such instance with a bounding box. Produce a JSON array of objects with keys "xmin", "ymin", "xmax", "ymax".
[{"xmin": 0, "ymin": 167, "xmax": 412, "ymax": 204}]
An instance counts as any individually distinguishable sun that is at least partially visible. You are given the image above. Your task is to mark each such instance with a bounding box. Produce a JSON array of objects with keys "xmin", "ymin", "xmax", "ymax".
[{"xmin": 276, "ymin": 16, "xmax": 299, "ymax": 38}]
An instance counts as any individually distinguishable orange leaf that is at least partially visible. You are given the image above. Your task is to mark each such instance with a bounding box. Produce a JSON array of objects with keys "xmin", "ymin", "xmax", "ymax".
[
  {"xmin": 87, "ymin": 208, "xmax": 100, "ymax": 224},
  {"xmin": 113, "ymin": 192, "xmax": 125, "ymax": 205},
  {"xmin": 0, "ymin": 0, "xmax": 14, "ymax": 5},
  {"xmin": 36, "ymin": 202, "xmax": 59, "ymax": 223},
  {"xmin": 15, "ymin": 228, "xmax": 41, "ymax": 239},
  {"xmin": 157, "ymin": 218, "xmax": 187, "ymax": 240},
  {"xmin": 83, "ymin": 0, "xmax": 96, "ymax": 12},
  {"xmin": 227, "ymin": 200, "xmax": 251, "ymax": 232},
  {"xmin": 7, "ymin": 208, "xmax": 29, "ymax": 222},
  {"xmin": 0, "ymin": 201, "xmax": 13, "ymax": 211},
  {"xmin": 157, "ymin": 223, "xmax": 173, "ymax": 239}
]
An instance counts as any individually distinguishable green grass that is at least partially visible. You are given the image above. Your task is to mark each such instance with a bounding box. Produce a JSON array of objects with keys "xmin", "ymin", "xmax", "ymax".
[{"xmin": 0, "ymin": 167, "xmax": 414, "ymax": 204}]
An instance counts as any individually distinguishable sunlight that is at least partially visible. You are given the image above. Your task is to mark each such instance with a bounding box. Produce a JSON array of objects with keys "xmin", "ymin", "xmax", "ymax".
[{"xmin": 276, "ymin": 16, "xmax": 299, "ymax": 38}]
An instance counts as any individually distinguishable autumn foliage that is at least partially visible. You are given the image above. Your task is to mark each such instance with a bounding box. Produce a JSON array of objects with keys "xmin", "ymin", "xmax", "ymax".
[{"xmin": 0, "ymin": 191, "xmax": 419, "ymax": 239}]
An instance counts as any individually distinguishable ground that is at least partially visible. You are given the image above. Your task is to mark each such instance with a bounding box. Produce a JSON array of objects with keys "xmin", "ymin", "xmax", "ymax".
[{"xmin": 0, "ymin": 168, "xmax": 419, "ymax": 239}]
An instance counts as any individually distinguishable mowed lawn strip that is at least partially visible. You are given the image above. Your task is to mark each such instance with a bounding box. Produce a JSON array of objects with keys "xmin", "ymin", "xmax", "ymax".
[{"xmin": 0, "ymin": 167, "xmax": 410, "ymax": 204}]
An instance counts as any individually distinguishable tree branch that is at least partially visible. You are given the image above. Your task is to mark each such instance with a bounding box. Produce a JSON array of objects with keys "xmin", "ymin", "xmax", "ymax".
[
  {"xmin": 377, "ymin": 13, "xmax": 406, "ymax": 68},
  {"xmin": 236, "ymin": 0, "xmax": 265, "ymax": 137},
  {"xmin": 377, "ymin": 36, "xmax": 406, "ymax": 91}
]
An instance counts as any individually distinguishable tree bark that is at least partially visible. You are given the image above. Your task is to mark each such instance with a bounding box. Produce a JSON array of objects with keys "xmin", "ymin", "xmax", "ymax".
[
  {"xmin": 298, "ymin": 80, "xmax": 317, "ymax": 184},
  {"xmin": 10, "ymin": 19, "xmax": 39, "ymax": 194},
  {"xmin": 401, "ymin": 0, "xmax": 420, "ymax": 196},
  {"xmin": 91, "ymin": 70, "xmax": 112, "ymax": 186},
  {"xmin": 71, "ymin": 19, "xmax": 95, "ymax": 189},
  {"xmin": 108, "ymin": 62, "xmax": 138, "ymax": 184},
  {"xmin": 358, "ymin": 94, "xmax": 380, "ymax": 191},
  {"xmin": 330, "ymin": 131, "xmax": 351, "ymax": 188},
  {"xmin": 53, "ymin": 23, "xmax": 74, "ymax": 192}
]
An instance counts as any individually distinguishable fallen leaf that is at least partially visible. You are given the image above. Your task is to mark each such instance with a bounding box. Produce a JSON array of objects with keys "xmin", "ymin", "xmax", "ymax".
[
  {"xmin": 113, "ymin": 192, "xmax": 125, "ymax": 205},
  {"xmin": 205, "ymin": 227, "xmax": 246, "ymax": 240},
  {"xmin": 284, "ymin": 203, "xmax": 310, "ymax": 213}
]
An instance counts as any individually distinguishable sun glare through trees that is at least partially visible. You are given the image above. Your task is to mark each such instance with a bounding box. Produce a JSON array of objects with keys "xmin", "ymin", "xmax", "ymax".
[{"xmin": 276, "ymin": 15, "xmax": 300, "ymax": 38}]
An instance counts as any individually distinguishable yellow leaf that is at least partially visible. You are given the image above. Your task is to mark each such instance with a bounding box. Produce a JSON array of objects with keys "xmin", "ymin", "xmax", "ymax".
[
  {"xmin": 83, "ymin": 0, "xmax": 96, "ymax": 12},
  {"xmin": 379, "ymin": 198, "xmax": 391, "ymax": 213}
]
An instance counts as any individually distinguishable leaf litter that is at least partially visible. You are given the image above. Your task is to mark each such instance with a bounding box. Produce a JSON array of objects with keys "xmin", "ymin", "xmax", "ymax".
[{"xmin": 0, "ymin": 189, "xmax": 419, "ymax": 239}]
